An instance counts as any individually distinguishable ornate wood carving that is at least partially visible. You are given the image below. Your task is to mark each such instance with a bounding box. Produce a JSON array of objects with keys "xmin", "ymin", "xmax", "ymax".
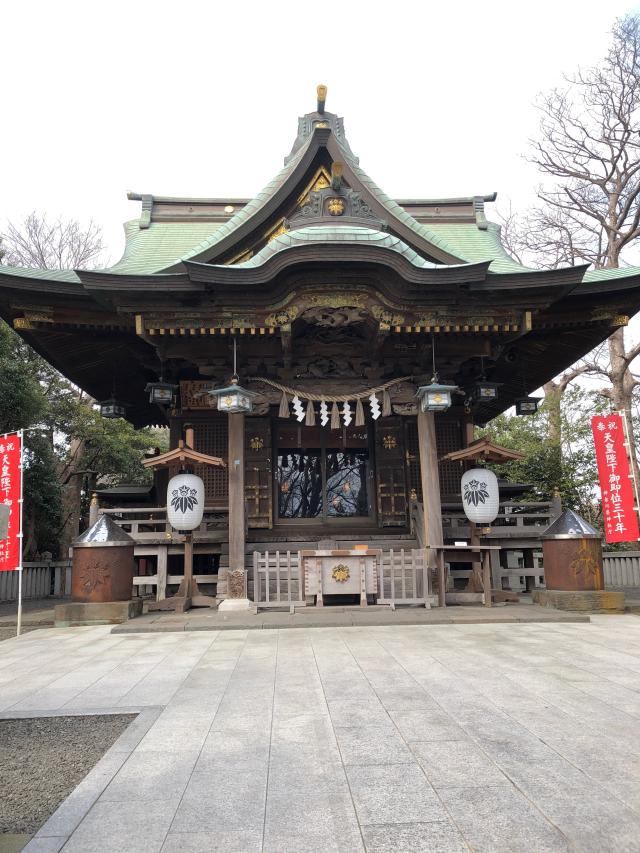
[{"xmin": 180, "ymin": 381, "xmax": 216, "ymax": 410}]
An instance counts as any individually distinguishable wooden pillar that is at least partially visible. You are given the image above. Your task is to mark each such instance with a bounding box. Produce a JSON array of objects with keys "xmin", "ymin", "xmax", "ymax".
[
  {"xmin": 482, "ymin": 548, "xmax": 492, "ymax": 607},
  {"xmin": 228, "ymin": 412, "xmax": 246, "ymax": 574},
  {"xmin": 156, "ymin": 546, "xmax": 168, "ymax": 601},
  {"xmin": 417, "ymin": 411, "xmax": 444, "ymax": 556}
]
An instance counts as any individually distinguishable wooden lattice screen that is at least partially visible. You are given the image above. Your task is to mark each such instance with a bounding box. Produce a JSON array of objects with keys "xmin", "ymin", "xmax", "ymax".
[
  {"xmin": 436, "ymin": 419, "xmax": 463, "ymax": 499},
  {"xmin": 193, "ymin": 416, "xmax": 228, "ymax": 503},
  {"xmin": 404, "ymin": 417, "xmax": 463, "ymax": 501}
]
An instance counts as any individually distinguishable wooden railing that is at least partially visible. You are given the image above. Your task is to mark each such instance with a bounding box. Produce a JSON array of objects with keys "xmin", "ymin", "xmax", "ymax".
[
  {"xmin": 603, "ymin": 551, "xmax": 640, "ymax": 587},
  {"xmin": 441, "ymin": 501, "xmax": 553, "ymax": 540},
  {"xmin": 102, "ymin": 506, "xmax": 228, "ymax": 542},
  {"xmin": 0, "ymin": 560, "xmax": 71, "ymax": 602}
]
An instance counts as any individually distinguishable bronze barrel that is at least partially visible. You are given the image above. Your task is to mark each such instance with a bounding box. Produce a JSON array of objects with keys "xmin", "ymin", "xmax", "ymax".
[
  {"xmin": 71, "ymin": 515, "xmax": 135, "ymax": 603},
  {"xmin": 541, "ymin": 509, "xmax": 604, "ymax": 591}
]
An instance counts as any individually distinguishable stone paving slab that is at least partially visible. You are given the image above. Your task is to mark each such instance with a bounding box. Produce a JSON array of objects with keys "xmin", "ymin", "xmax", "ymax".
[
  {"xmin": 2, "ymin": 616, "xmax": 640, "ymax": 851},
  {"xmin": 112, "ymin": 602, "xmax": 590, "ymax": 633}
]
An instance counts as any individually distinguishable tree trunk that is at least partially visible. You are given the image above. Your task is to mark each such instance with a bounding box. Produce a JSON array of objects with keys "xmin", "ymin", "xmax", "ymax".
[
  {"xmin": 56, "ymin": 437, "xmax": 85, "ymax": 559},
  {"xmin": 543, "ymin": 381, "xmax": 562, "ymax": 444}
]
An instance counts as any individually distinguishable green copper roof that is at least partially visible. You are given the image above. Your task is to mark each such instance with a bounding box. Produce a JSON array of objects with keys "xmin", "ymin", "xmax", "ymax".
[
  {"xmin": 583, "ymin": 266, "xmax": 640, "ymax": 282},
  {"xmin": 426, "ymin": 222, "xmax": 533, "ymax": 274},
  {"xmin": 0, "ymin": 266, "xmax": 81, "ymax": 283},
  {"xmin": 345, "ymin": 157, "xmax": 468, "ymax": 263},
  {"xmin": 108, "ymin": 220, "xmax": 224, "ymax": 275},
  {"xmin": 174, "ymin": 137, "xmax": 314, "ymax": 268},
  {"xmin": 236, "ymin": 225, "xmax": 442, "ymax": 269}
]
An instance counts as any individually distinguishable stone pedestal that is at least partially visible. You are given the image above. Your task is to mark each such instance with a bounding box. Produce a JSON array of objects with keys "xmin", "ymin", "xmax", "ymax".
[
  {"xmin": 218, "ymin": 568, "xmax": 250, "ymax": 610},
  {"xmin": 532, "ymin": 589, "xmax": 624, "ymax": 613},
  {"xmin": 54, "ymin": 599, "xmax": 143, "ymax": 626},
  {"xmin": 218, "ymin": 597, "xmax": 252, "ymax": 612}
]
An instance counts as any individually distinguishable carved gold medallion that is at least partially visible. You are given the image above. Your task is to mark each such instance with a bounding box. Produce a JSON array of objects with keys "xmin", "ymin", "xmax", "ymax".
[
  {"xmin": 382, "ymin": 435, "xmax": 397, "ymax": 450},
  {"xmin": 332, "ymin": 563, "xmax": 350, "ymax": 583},
  {"xmin": 250, "ymin": 437, "xmax": 264, "ymax": 451}
]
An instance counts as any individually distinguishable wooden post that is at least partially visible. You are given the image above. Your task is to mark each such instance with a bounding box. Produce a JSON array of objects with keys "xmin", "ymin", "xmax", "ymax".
[
  {"xmin": 482, "ymin": 548, "xmax": 492, "ymax": 607},
  {"xmin": 417, "ymin": 410, "xmax": 444, "ymax": 562},
  {"xmin": 228, "ymin": 412, "xmax": 246, "ymax": 577},
  {"xmin": 156, "ymin": 546, "xmax": 168, "ymax": 601},
  {"xmin": 437, "ymin": 550, "xmax": 446, "ymax": 608}
]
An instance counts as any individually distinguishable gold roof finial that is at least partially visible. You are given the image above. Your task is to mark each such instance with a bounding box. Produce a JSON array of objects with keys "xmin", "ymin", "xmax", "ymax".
[{"xmin": 317, "ymin": 84, "xmax": 327, "ymax": 114}]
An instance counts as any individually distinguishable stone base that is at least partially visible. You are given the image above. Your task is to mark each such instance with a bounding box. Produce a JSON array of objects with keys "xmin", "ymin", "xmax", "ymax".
[
  {"xmin": 217, "ymin": 597, "xmax": 253, "ymax": 612},
  {"xmin": 54, "ymin": 599, "xmax": 143, "ymax": 627},
  {"xmin": 532, "ymin": 589, "xmax": 625, "ymax": 613}
]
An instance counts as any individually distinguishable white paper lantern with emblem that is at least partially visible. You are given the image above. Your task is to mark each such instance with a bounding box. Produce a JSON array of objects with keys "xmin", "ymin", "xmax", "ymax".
[
  {"xmin": 167, "ymin": 473, "xmax": 205, "ymax": 531},
  {"xmin": 460, "ymin": 468, "xmax": 499, "ymax": 525}
]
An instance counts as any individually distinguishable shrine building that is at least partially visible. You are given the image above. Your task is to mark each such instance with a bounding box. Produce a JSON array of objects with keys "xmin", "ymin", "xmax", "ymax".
[{"xmin": 2, "ymin": 87, "xmax": 640, "ymax": 604}]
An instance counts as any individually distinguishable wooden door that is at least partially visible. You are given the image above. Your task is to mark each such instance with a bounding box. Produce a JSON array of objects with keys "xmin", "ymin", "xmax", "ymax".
[
  {"xmin": 245, "ymin": 417, "xmax": 273, "ymax": 528},
  {"xmin": 375, "ymin": 417, "xmax": 408, "ymax": 527}
]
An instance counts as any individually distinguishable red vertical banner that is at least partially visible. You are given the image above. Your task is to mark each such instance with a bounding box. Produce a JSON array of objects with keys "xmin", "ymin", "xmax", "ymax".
[
  {"xmin": 591, "ymin": 414, "xmax": 640, "ymax": 543},
  {"xmin": 0, "ymin": 432, "xmax": 22, "ymax": 571}
]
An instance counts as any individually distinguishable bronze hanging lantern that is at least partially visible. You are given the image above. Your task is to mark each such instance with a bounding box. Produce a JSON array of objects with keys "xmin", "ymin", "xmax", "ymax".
[
  {"xmin": 416, "ymin": 338, "xmax": 458, "ymax": 412},
  {"xmin": 145, "ymin": 380, "xmax": 178, "ymax": 406},
  {"xmin": 515, "ymin": 396, "xmax": 541, "ymax": 416},
  {"xmin": 99, "ymin": 397, "xmax": 126, "ymax": 419},
  {"xmin": 209, "ymin": 336, "xmax": 256, "ymax": 413}
]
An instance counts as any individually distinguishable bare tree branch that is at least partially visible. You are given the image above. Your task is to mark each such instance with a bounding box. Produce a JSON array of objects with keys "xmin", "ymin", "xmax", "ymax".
[{"xmin": 0, "ymin": 213, "xmax": 106, "ymax": 270}]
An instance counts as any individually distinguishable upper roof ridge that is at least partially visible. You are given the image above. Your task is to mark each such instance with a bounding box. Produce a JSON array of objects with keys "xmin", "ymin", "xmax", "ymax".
[{"xmin": 285, "ymin": 85, "xmax": 358, "ymax": 166}]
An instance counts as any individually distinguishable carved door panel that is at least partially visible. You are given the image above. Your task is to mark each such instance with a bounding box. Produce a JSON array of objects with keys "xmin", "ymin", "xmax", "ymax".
[
  {"xmin": 375, "ymin": 417, "xmax": 408, "ymax": 527},
  {"xmin": 404, "ymin": 418, "xmax": 421, "ymax": 501},
  {"xmin": 245, "ymin": 418, "xmax": 273, "ymax": 529}
]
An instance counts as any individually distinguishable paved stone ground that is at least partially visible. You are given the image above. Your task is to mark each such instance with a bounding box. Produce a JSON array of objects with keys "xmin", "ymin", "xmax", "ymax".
[
  {"xmin": 113, "ymin": 601, "xmax": 590, "ymax": 633},
  {"xmin": 2, "ymin": 617, "xmax": 640, "ymax": 852}
]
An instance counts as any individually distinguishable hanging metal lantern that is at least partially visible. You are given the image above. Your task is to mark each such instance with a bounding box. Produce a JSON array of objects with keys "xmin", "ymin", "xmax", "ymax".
[
  {"xmin": 99, "ymin": 397, "xmax": 126, "ymax": 419},
  {"xmin": 167, "ymin": 473, "xmax": 205, "ymax": 531},
  {"xmin": 416, "ymin": 382, "xmax": 458, "ymax": 413},
  {"xmin": 461, "ymin": 467, "xmax": 500, "ymax": 524},
  {"xmin": 145, "ymin": 380, "xmax": 177, "ymax": 406},
  {"xmin": 515, "ymin": 396, "xmax": 541, "ymax": 416},
  {"xmin": 472, "ymin": 381, "xmax": 500, "ymax": 402},
  {"xmin": 209, "ymin": 380, "xmax": 256, "ymax": 413}
]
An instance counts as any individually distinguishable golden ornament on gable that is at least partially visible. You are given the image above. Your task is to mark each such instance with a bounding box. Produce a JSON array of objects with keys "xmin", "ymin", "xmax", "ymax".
[
  {"xmin": 327, "ymin": 198, "xmax": 346, "ymax": 216},
  {"xmin": 382, "ymin": 435, "xmax": 397, "ymax": 450}
]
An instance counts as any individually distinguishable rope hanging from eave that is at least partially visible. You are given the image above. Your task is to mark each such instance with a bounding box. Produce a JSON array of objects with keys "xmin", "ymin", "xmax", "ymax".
[{"xmin": 248, "ymin": 376, "xmax": 413, "ymax": 403}]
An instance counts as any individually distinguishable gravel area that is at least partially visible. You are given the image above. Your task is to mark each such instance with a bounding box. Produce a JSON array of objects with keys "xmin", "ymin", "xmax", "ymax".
[{"xmin": 0, "ymin": 714, "xmax": 136, "ymax": 835}]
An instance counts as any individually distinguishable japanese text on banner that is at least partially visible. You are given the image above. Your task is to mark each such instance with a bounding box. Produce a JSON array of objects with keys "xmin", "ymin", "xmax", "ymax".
[
  {"xmin": 0, "ymin": 432, "xmax": 22, "ymax": 571},
  {"xmin": 591, "ymin": 414, "xmax": 639, "ymax": 544}
]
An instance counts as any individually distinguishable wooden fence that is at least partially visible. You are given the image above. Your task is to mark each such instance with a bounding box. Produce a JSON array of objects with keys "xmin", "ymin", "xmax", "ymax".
[
  {"xmin": 377, "ymin": 549, "xmax": 431, "ymax": 608},
  {"xmin": 603, "ymin": 551, "xmax": 640, "ymax": 587},
  {"xmin": 252, "ymin": 551, "xmax": 305, "ymax": 612},
  {"xmin": 0, "ymin": 560, "xmax": 71, "ymax": 602},
  {"xmin": 251, "ymin": 549, "xmax": 432, "ymax": 610}
]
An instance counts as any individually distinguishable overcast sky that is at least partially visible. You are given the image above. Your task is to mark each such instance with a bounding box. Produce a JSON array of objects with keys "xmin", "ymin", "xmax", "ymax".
[{"xmin": 2, "ymin": 0, "xmax": 638, "ymax": 265}]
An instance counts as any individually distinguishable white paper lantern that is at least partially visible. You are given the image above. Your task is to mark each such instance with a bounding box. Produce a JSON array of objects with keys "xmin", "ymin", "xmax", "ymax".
[
  {"xmin": 167, "ymin": 473, "xmax": 205, "ymax": 531},
  {"xmin": 461, "ymin": 468, "xmax": 499, "ymax": 525}
]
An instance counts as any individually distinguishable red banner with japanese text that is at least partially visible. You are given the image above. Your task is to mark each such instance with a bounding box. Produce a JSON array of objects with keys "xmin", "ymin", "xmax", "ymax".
[
  {"xmin": 591, "ymin": 414, "xmax": 640, "ymax": 543},
  {"xmin": 0, "ymin": 432, "xmax": 22, "ymax": 571}
]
